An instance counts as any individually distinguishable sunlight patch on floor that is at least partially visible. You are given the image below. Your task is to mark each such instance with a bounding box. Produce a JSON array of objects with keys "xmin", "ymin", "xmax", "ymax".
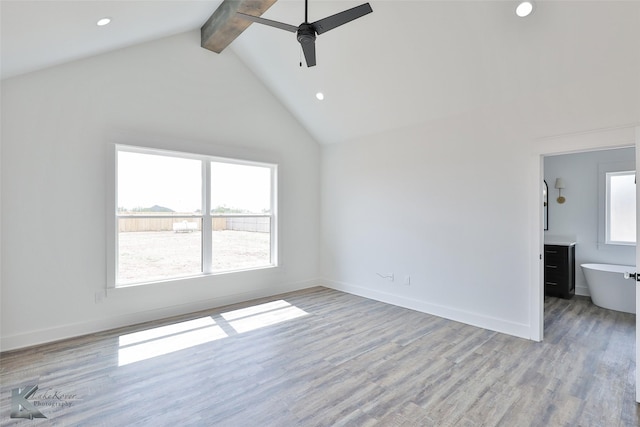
[
  {"xmin": 222, "ymin": 300, "xmax": 309, "ymax": 333},
  {"xmin": 118, "ymin": 300, "xmax": 309, "ymax": 366},
  {"xmin": 118, "ymin": 317, "xmax": 227, "ymax": 366}
]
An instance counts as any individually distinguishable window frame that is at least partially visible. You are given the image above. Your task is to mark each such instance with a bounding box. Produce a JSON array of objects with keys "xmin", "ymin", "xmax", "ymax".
[
  {"xmin": 598, "ymin": 160, "xmax": 636, "ymax": 249},
  {"xmin": 605, "ymin": 170, "xmax": 636, "ymax": 246},
  {"xmin": 108, "ymin": 144, "xmax": 278, "ymax": 288}
]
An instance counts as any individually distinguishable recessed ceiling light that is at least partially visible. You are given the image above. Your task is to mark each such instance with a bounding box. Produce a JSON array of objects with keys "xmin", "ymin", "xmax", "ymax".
[
  {"xmin": 516, "ymin": 1, "xmax": 534, "ymax": 17},
  {"xmin": 316, "ymin": 92, "xmax": 324, "ymax": 101},
  {"xmin": 97, "ymin": 17, "xmax": 112, "ymax": 27}
]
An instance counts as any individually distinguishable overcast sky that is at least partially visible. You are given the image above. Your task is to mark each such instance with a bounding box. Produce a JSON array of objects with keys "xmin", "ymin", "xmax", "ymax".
[{"xmin": 118, "ymin": 151, "xmax": 272, "ymax": 214}]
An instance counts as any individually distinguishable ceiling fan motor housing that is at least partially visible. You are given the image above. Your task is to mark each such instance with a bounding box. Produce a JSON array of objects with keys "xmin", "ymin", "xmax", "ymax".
[
  {"xmin": 297, "ymin": 23, "xmax": 316, "ymax": 45},
  {"xmin": 235, "ymin": 3, "xmax": 372, "ymax": 66}
]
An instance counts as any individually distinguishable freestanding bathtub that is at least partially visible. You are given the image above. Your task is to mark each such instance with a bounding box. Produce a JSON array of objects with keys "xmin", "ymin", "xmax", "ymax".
[{"xmin": 581, "ymin": 263, "xmax": 636, "ymax": 314}]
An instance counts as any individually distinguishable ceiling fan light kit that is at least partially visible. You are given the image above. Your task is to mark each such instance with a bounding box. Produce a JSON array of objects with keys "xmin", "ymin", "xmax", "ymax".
[{"xmin": 237, "ymin": 0, "xmax": 373, "ymax": 67}]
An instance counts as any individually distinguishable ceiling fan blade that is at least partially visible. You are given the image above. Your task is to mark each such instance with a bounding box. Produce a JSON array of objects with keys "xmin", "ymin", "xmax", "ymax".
[
  {"xmin": 312, "ymin": 3, "xmax": 372, "ymax": 35},
  {"xmin": 236, "ymin": 12, "xmax": 299, "ymax": 33},
  {"xmin": 301, "ymin": 40, "xmax": 316, "ymax": 67}
]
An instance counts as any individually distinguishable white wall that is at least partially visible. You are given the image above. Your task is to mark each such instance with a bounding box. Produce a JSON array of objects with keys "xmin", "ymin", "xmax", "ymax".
[
  {"xmin": 544, "ymin": 148, "xmax": 636, "ymax": 295},
  {"xmin": 321, "ymin": 110, "xmax": 536, "ymax": 338},
  {"xmin": 321, "ymin": 40, "xmax": 640, "ymax": 341},
  {"xmin": 0, "ymin": 31, "xmax": 321, "ymax": 351}
]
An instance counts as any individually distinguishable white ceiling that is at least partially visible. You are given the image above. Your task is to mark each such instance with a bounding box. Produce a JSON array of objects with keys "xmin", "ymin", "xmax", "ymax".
[
  {"xmin": 0, "ymin": 0, "xmax": 222, "ymax": 78},
  {"xmin": 2, "ymin": 1, "xmax": 639, "ymax": 145}
]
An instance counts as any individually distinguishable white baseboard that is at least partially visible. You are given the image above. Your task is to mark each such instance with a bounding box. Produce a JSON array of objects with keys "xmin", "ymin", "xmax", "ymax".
[
  {"xmin": 575, "ymin": 285, "xmax": 591, "ymax": 297},
  {"xmin": 322, "ymin": 279, "xmax": 533, "ymax": 340},
  {"xmin": 1, "ymin": 279, "xmax": 320, "ymax": 352}
]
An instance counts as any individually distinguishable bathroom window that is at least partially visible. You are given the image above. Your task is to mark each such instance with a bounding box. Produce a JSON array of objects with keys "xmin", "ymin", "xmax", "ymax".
[{"xmin": 605, "ymin": 170, "xmax": 636, "ymax": 245}]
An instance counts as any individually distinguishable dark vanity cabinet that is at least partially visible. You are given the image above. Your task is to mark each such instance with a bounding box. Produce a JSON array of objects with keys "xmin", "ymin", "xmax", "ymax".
[{"xmin": 544, "ymin": 244, "xmax": 575, "ymax": 299}]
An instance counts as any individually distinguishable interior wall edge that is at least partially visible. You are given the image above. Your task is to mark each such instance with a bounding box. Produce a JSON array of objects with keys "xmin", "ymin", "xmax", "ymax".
[{"xmin": 0, "ymin": 278, "xmax": 321, "ymax": 353}]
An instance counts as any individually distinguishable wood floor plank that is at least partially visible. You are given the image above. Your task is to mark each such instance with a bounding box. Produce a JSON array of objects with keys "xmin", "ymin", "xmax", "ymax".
[{"xmin": 1, "ymin": 288, "xmax": 638, "ymax": 426}]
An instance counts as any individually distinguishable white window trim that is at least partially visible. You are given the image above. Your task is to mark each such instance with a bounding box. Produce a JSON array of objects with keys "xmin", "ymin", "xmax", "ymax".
[
  {"xmin": 598, "ymin": 160, "xmax": 636, "ymax": 248},
  {"xmin": 107, "ymin": 143, "xmax": 278, "ymax": 289},
  {"xmin": 605, "ymin": 170, "xmax": 636, "ymax": 246}
]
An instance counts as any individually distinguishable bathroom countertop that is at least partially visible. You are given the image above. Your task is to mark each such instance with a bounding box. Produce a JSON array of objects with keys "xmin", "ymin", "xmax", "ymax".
[
  {"xmin": 544, "ymin": 240, "xmax": 576, "ymax": 246},
  {"xmin": 544, "ymin": 235, "xmax": 577, "ymax": 246}
]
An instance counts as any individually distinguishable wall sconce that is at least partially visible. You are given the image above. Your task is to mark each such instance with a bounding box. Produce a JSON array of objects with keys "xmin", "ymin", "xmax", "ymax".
[{"xmin": 554, "ymin": 178, "xmax": 566, "ymax": 204}]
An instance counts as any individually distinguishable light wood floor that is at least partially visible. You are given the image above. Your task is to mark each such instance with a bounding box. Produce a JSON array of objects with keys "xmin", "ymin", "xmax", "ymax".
[{"xmin": 1, "ymin": 287, "xmax": 638, "ymax": 426}]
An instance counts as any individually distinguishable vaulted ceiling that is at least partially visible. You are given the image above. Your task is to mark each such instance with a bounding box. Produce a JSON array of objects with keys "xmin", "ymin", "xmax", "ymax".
[{"xmin": 2, "ymin": 1, "xmax": 639, "ymax": 144}]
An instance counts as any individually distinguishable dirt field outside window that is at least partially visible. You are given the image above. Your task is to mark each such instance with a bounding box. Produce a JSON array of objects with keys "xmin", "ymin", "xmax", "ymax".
[{"xmin": 118, "ymin": 230, "xmax": 271, "ymax": 284}]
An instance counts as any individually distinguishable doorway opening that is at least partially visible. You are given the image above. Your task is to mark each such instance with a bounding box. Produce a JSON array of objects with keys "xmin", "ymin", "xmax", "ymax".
[
  {"xmin": 532, "ymin": 124, "xmax": 639, "ymax": 402},
  {"xmin": 542, "ymin": 147, "xmax": 635, "ymax": 309}
]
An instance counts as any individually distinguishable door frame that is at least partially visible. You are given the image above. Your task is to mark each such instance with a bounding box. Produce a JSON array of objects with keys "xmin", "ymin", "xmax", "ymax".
[
  {"xmin": 635, "ymin": 126, "xmax": 640, "ymax": 403},
  {"xmin": 529, "ymin": 124, "xmax": 638, "ymax": 398}
]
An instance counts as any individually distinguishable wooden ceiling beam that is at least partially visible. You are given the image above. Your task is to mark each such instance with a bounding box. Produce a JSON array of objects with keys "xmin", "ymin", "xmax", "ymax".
[{"xmin": 201, "ymin": 0, "xmax": 279, "ymax": 53}]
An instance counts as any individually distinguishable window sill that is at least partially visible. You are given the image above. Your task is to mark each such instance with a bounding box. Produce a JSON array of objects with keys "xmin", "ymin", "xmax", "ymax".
[
  {"xmin": 598, "ymin": 241, "xmax": 637, "ymax": 249},
  {"xmin": 109, "ymin": 264, "xmax": 279, "ymax": 290}
]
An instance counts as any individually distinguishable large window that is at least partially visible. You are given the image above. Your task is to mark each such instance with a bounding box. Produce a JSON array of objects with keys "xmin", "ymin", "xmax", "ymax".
[
  {"xmin": 114, "ymin": 146, "xmax": 277, "ymax": 286},
  {"xmin": 605, "ymin": 170, "xmax": 636, "ymax": 245}
]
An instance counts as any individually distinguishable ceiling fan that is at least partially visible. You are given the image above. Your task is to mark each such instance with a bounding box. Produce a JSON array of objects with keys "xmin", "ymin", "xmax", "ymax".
[{"xmin": 237, "ymin": 0, "xmax": 373, "ymax": 67}]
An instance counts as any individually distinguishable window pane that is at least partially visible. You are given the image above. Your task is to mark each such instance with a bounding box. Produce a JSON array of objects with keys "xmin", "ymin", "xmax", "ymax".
[
  {"xmin": 211, "ymin": 162, "xmax": 271, "ymax": 214},
  {"xmin": 113, "ymin": 147, "xmax": 277, "ymax": 288},
  {"xmin": 212, "ymin": 217, "xmax": 271, "ymax": 272},
  {"xmin": 608, "ymin": 172, "xmax": 636, "ymax": 244},
  {"xmin": 118, "ymin": 151, "xmax": 202, "ymax": 214},
  {"xmin": 118, "ymin": 218, "xmax": 202, "ymax": 284}
]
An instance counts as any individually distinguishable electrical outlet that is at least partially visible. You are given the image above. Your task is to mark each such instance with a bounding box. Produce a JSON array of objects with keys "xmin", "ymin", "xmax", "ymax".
[{"xmin": 376, "ymin": 273, "xmax": 394, "ymax": 282}]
